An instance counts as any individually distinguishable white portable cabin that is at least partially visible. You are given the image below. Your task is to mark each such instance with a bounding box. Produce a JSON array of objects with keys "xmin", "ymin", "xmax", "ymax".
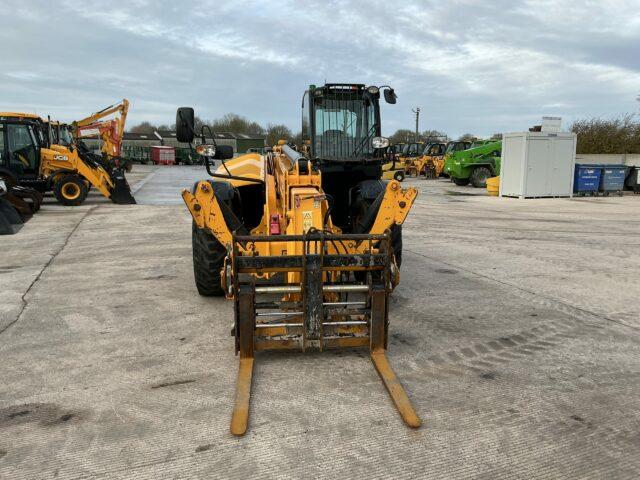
[{"xmin": 499, "ymin": 131, "xmax": 577, "ymax": 199}]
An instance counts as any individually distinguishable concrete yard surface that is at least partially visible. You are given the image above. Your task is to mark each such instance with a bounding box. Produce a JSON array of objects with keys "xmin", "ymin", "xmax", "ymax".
[{"xmin": 1, "ymin": 166, "xmax": 639, "ymax": 479}]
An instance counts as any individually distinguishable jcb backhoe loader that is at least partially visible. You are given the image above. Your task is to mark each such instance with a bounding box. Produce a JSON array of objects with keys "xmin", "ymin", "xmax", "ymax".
[
  {"xmin": 0, "ymin": 113, "xmax": 135, "ymax": 205},
  {"xmin": 180, "ymin": 83, "xmax": 421, "ymax": 436}
]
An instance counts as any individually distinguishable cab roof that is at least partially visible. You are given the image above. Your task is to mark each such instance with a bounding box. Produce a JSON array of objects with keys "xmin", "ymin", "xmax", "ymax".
[{"xmin": 0, "ymin": 112, "xmax": 43, "ymax": 120}]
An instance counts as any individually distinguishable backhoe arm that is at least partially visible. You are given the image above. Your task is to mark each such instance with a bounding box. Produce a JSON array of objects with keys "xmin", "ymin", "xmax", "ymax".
[{"xmin": 73, "ymin": 100, "xmax": 129, "ymax": 157}]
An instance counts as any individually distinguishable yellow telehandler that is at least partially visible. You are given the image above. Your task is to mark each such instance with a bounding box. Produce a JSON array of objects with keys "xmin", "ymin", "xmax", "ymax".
[
  {"xmin": 179, "ymin": 83, "xmax": 421, "ymax": 436},
  {"xmin": 0, "ymin": 112, "xmax": 135, "ymax": 205}
]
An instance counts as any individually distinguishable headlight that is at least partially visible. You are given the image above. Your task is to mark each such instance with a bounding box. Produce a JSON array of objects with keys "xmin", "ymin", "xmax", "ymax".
[
  {"xmin": 372, "ymin": 136, "xmax": 390, "ymax": 149},
  {"xmin": 0, "ymin": 179, "xmax": 6, "ymax": 195},
  {"xmin": 196, "ymin": 144, "xmax": 217, "ymax": 157},
  {"xmin": 367, "ymin": 86, "xmax": 380, "ymax": 94}
]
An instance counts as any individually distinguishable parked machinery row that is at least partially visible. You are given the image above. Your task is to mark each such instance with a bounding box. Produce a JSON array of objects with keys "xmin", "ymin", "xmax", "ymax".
[
  {"xmin": 0, "ymin": 106, "xmax": 136, "ymax": 234},
  {"xmin": 389, "ymin": 138, "xmax": 502, "ymax": 188}
]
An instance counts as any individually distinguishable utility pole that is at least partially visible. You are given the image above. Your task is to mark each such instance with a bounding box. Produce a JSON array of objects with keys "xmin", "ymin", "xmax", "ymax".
[{"xmin": 412, "ymin": 107, "xmax": 420, "ymax": 142}]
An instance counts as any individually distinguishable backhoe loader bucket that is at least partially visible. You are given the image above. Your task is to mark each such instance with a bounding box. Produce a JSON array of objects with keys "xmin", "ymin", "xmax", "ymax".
[
  {"xmin": 109, "ymin": 169, "xmax": 136, "ymax": 204},
  {"xmin": 0, "ymin": 198, "xmax": 22, "ymax": 234},
  {"xmin": 10, "ymin": 186, "xmax": 43, "ymax": 215},
  {"xmin": 228, "ymin": 231, "xmax": 421, "ymax": 436}
]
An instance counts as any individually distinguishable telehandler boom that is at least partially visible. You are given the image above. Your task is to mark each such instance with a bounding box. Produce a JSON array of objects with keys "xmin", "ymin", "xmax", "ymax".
[{"xmin": 180, "ymin": 83, "xmax": 421, "ymax": 435}]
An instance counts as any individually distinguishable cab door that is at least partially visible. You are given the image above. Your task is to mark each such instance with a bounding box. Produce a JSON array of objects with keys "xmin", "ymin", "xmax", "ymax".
[{"xmin": 5, "ymin": 122, "xmax": 40, "ymax": 179}]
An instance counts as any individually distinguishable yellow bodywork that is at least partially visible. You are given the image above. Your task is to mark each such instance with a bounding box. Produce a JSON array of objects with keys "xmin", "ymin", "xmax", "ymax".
[
  {"xmin": 381, "ymin": 161, "xmax": 405, "ymax": 181},
  {"xmin": 40, "ymin": 145, "xmax": 115, "ymax": 199},
  {"xmin": 183, "ymin": 147, "xmax": 417, "ymax": 283},
  {"xmin": 0, "ymin": 112, "xmax": 41, "ymax": 119},
  {"xmin": 405, "ymin": 154, "xmax": 445, "ymax": 177},
  {"xmin": 182, "ymin": 142, "xmax": 421, "ymax": 436}
]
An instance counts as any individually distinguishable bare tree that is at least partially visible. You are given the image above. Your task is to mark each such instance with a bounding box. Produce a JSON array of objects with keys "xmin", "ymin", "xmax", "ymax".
[
  {"xmin": 212, "ymin": 113, "xmax": 265, "ymax": 135},
  {"xmin": 129, "ymin": 121, "xmax": 156, "ymax": 134},
  {"xmin": 389, "ymin": 129, "xmax": 415, "ymax": 144},
  {"xmin": 422, "ymin": 129, "xmax": 449, "ymax": 142},
  {"xmin": 266, "ymin": 124, "xmax": 293, "ymax": 146}
]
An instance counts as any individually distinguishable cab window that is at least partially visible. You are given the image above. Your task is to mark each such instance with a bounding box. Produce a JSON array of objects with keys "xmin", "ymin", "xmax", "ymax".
[
  {"xmin": 406, "ymin": 143, "xmax": 420, "ymax": 155},
  {"xmin": 7, "ymin": 123, "xmax": 39, "ymax": 175}
]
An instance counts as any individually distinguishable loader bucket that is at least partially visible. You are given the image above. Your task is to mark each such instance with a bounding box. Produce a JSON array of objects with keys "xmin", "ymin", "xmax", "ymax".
[
  {"xmin": 0, "ymin": 209, "xmax": 14, "ymax": 235},
  {"xmin": 0, "ymin": 197, "xmax": 23, "ymax": 233},
  {"xmin": 109, "ymin": 169, "xmax": 136, "ymax": 204},
  {"xmin": 228, "ymin": 231, "xmax": 421, "ymax": 436},
  {"xmin": 11, "ymin": 186, "xmax": 42, "ymax": 214}
]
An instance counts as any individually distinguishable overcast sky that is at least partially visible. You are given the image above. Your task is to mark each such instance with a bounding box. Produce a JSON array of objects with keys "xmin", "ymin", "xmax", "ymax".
[{"xmin": 1, "ymin": 0, "xmax": 639, "ymax": 138}]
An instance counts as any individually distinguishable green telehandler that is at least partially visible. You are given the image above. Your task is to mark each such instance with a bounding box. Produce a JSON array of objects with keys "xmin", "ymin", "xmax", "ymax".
[{"xmin": 444, "ymin": 140, "xmax": 502, "ymax": 188}]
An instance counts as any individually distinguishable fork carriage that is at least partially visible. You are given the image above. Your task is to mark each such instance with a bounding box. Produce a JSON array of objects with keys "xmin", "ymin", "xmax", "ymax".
[{"xmin": 229, "ymin": 231, "xmax": 421, "ymax": 436}]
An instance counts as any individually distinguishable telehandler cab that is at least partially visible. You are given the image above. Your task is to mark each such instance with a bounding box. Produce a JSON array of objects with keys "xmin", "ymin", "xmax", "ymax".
[
  {"xmin": 0, "ymin": 113, "xmax": 135, "ymax": 205},
  {"xmin": 180, "ymin": 83, "xmax": 421, "ymax": 435}
]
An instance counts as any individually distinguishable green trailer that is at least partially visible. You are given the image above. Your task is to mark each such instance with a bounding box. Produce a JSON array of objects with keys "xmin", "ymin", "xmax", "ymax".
[
  {"xmin": 444, "ymin": 140, "xmax": 502, "ymax": 188},
  {"xmin": 175, "ymin": 147, "xmax": 199, "ymax": 165},
  {"xmin": 121, "ymin": 145, "xmax": 152, "ymax": 164}
]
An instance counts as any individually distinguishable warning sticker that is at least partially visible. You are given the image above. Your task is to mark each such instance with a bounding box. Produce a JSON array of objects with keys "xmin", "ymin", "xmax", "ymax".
[{"xmin": 302, "ymin": 211, "xmax": 313, "ymax": 232}]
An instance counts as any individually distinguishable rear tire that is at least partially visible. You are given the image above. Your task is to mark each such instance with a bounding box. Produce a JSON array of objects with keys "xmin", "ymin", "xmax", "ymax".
[
  {"xmin": 453, "ymin": 177, "xmax": 470, "ymax": 186},
  {"xmin": 54, "ymin": 174, "xmax": 88, "ymax": 206},
  {"xmin": 471, "ymin": 167, "xmax": 492, "ymax": 188},
  {"xmin": 192, "ymin": 221, "xmax": 226, "ymax": 296}
]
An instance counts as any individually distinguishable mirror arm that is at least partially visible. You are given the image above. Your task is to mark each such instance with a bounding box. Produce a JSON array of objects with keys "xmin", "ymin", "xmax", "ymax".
[
  {"xmin": 204, "ymin": 156, "xmax": 264, "ymax": 185},
  {"xmin": 203, "ymin": 150, "xmax": 264, "ymax": 185}
]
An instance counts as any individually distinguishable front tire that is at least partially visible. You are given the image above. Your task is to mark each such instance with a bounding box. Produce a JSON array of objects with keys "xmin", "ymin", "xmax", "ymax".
[
  {"xmin": 54, "ymin": 174, "xmax": 88, "ymax": 206},
  {"xmin": 394, "ymin": 170, "xmax": 405, "ymax": 182},
  {"xmin": 471, "ymin": 167, "xmax": 492, "ymax": 188},
  {"xmin": 192, "ymin": 221, "xmax": 226, "ymax": 296},
  {"xmin": 453, "ymin": 177, "xmax": 470, "ymax": 186}
]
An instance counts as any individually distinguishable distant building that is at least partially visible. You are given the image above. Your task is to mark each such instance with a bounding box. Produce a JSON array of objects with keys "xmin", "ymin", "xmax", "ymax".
[{"xmin": 81, "ymin": 130, "xmax": 265, "ymax": 155}]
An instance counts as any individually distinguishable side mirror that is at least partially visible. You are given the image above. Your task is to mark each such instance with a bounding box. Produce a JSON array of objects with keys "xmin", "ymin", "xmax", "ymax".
[
  {"xmin": 176, "ymin": 107, "xmax": 195, "ymax": 143},
  {"xmin": 383, "ymin": 88, "xmax": 397, "ymax": 104}
]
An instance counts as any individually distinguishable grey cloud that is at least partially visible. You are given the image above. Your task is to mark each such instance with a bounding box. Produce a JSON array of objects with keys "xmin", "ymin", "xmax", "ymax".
[{"xmin": 0, "ymin": 0, "xmax": 638, "ymax": 138}]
